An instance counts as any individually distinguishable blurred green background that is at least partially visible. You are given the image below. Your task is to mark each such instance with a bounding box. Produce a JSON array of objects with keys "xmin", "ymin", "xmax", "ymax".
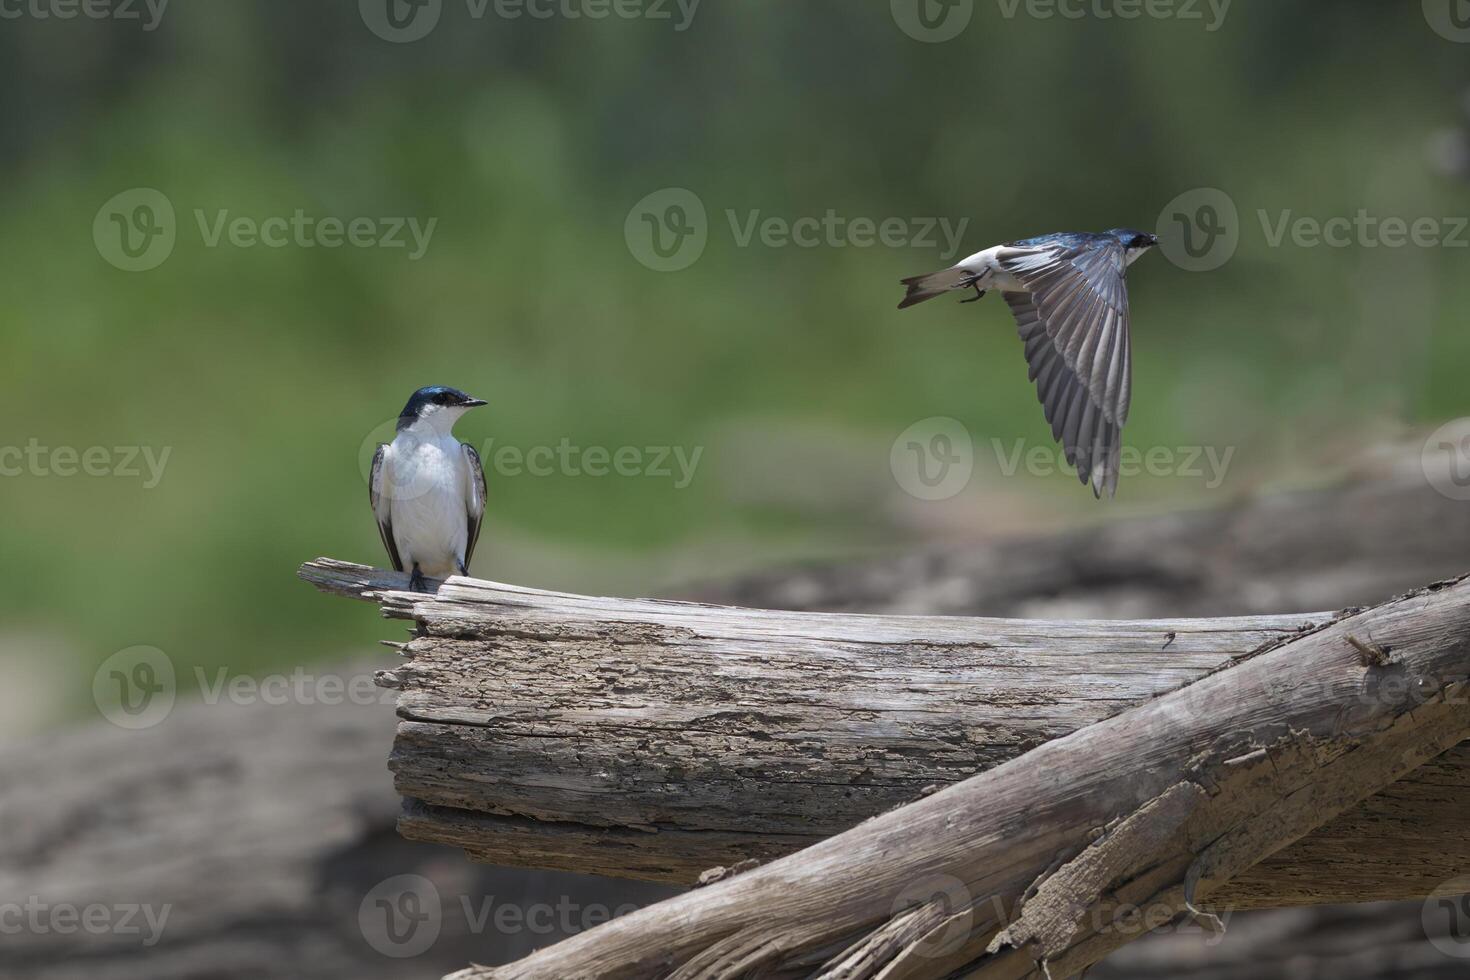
[{"xmin": 3, "ymin": 1, "xmax": 1468, "ymax": 732}]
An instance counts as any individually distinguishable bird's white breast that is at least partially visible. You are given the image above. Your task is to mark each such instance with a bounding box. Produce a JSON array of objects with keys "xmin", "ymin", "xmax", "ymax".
[
  {"xmin": 387, "ymin": 432, "xmax": 469, "ymax": 578},
  {"xmin": 956, "ymin": 245, "xmax": 1032, "ymax": 292}
]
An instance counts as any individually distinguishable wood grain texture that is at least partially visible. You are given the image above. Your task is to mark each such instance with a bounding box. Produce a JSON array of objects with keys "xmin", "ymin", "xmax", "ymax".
[
  {"xmin": 0, "ymin": 658, "xmax": 675, "ymax": 980},
  {"xmin": 428, "ymin": 575, "xmax": 1470, "ymax": 980},
  {"xmin": 300, "ymin": 559, "xmax": 1470, "ymax": 913}
]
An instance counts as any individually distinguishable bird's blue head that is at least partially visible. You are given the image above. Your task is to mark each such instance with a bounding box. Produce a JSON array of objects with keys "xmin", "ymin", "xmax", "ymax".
[
  {"xmin": 397, "ymin": 386, "xmax": 488, "ymax": 432},
  {"xmin": 1107, "ymin": 228, "xmax": 1160, "ymax": 251}
]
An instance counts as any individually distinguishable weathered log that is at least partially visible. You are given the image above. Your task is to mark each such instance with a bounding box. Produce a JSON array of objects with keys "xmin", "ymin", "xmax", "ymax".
[
  {"xmin": 301, "ymin": 558, "xmax": 1470, "ymax": 909},
  {"xmin": 0, "ymin": 657, "xmax": 675, "ymax": 980},
  {"xmin": 444, "ymin": 576, "xmax": 1470, "ymax": 980}
]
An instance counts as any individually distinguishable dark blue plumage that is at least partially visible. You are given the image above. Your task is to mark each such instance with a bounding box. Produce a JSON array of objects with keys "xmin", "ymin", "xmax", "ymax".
[
  {"xmin": 397, "ymin": 386, "xmax": 487, "ymax": 431},
  {"xmin": 1010, "ymin": 229, "xmax": 1157, "ymax": 251}
]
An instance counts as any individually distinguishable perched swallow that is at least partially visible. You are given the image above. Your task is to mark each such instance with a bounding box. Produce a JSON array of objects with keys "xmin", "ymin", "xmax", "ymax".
[
  {"xmin": 899, "ymin": 229, "xmax": 1158, "ymax": 498},
  {"xmin": 370, "ymin": 386, "xmax": 488, "ymax": 592}
]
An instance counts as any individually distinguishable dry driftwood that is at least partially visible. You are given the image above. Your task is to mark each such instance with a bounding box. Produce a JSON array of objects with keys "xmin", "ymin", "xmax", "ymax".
[
  {"xmin": 0, "ymin": 658, "xmax": 674, "ymax": 980},
  {"xmin": 435, "ymin": 575, "xmax": 1470, "ymax": 980},
  {"xmin": 301, "ymin": 559, "xmax": 1470, "ymax": 913}
]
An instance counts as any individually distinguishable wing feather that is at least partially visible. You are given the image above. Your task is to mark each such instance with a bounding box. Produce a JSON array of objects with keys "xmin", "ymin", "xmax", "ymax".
[
  {"xmin": 1000, "ymin": 236, "xmax": 1134, "ymax": 497},
  {"xmin": 462, "ymin": 443, "xmax": 486, "ymax": 573},
  {"xmin": 369, "ymin": 444, "xmax": 403, "ymax": 572}
]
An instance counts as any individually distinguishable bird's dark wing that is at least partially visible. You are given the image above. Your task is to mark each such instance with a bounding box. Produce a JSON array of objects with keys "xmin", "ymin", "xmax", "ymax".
[
  {"xmin": 462, "ymin": 443, "xmax": 486, "ymax": 573},
  {"xmin": 999, "ymin": 238, "xmax": 1132, "ymax": 498},
  {"xmin": 369, "ymin": 444, "xmax": 403, "ymax": 572}
]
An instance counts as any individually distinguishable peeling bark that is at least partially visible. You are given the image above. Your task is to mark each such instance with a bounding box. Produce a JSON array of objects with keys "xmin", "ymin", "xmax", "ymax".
[
  {"xmin": 301, "ymin": 559, "xmax": 1470, "ymax": 913},
  {"xmin": 412, "ymin": 574, "xmax": 1470, "ymax": 980}
]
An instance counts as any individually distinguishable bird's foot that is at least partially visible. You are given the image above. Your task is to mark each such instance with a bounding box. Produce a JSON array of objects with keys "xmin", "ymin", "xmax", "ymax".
[
  {"xmin": 456, "ymin": 559, "xmax": 469, "ymax": 577},
  {"xmin": 958, "ymin": 276, "xmax": 987, "ymax": 304},
  {"xmin": 409, "ymin": 565, "xmax": 428, "ymax": 593}
]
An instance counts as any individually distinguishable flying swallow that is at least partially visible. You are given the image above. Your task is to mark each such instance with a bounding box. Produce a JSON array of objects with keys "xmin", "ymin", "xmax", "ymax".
[{"xmin": 899, "ymin": 228, "xmax": 1158, "ymax": 497}]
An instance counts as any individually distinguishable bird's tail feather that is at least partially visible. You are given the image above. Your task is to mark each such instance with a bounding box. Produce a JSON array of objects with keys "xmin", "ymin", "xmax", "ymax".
[{"xmin": 897, "ymin": 267, "xmax": 976, "ymax": 309}]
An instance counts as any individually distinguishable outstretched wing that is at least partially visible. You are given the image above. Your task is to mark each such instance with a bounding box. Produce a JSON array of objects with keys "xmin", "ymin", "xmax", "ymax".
[
  {"xmin": 462, "ymin": 443, "xmax": 486, "ymax": 572},
  {"xmin": 370, "ymin": 444, "xmax": 403, "ymax": 572},
  {"xmin": 999, "ymin": 237, "xmax": 1132, "ymax": 498}
]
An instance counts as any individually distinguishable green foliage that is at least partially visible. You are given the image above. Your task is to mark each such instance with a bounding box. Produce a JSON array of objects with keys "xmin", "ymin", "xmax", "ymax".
[{"xmin": 1, "ymin": 2, "xmax": 1466, "ymax": 726}]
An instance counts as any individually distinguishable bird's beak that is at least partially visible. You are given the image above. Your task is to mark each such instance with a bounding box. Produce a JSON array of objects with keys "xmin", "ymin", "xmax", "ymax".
[
  {"xmin": 1148, "ymin": 234, "xmax": 1161, "ymax": 247},
  {"xmin": 463, "ymin": 398, "xmax": 488, "ymax": 408}
]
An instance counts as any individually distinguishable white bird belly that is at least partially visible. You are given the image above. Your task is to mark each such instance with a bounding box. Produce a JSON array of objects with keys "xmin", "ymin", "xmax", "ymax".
[
  {"xmin": 955, "ymin": 245, "xmax": 1028, "ymax": 292},
  {"xmin": 389, "ymin": 439, "xmax": 467, "ymax": 579}
]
